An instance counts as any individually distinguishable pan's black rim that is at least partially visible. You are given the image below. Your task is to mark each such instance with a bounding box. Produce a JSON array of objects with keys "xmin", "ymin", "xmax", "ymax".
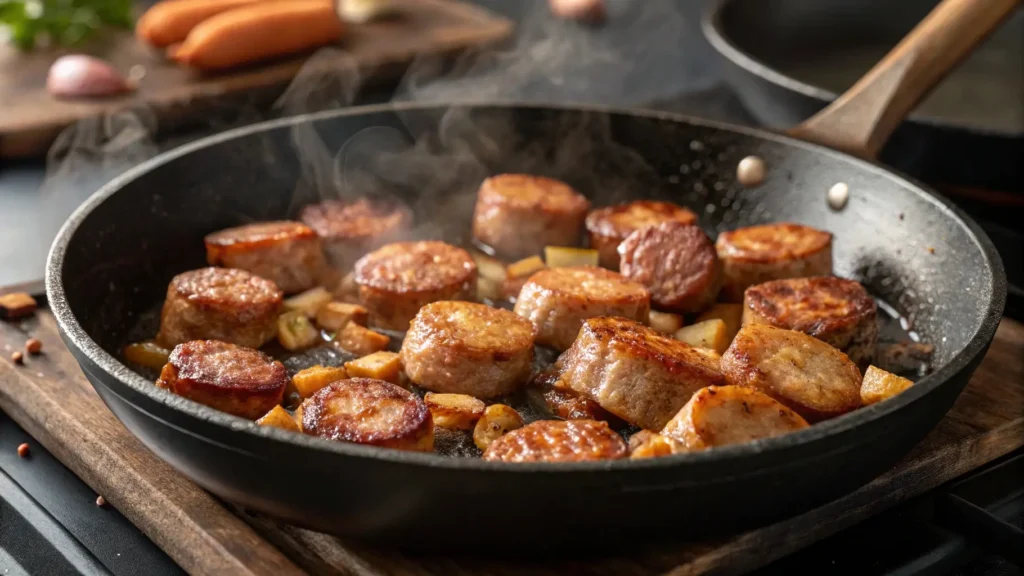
[
  {"xmin": 46, "ymin": 101, "xmax": 1007, "ymax": 474},
  {"xmin": 701, "ymin": 0, "xmax": 1024, "ymax": 140}
]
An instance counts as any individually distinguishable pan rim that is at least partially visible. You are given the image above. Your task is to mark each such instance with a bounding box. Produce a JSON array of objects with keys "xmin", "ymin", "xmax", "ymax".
[
  {"xmin": 701, "ymin": 0, "xmax": 1024, "ymax": 140},
  {"xmin": 46, "ymin": 101, "xmax": 1006, "ymax": 474}
]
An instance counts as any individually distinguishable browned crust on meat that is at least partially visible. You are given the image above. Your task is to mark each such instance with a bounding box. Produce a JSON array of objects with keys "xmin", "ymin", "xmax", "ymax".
[
  {"xmin": 743, "ymin": 277, "xmax": 875, "ymax": 336},
  {"xmin": 205, "ymin": 221, "xmax": 317, "ymax": 252},
  {"xmin": 156, "ymin": 340, "xmax": 287, "ymax": 420},
  {"xmin": 586, "ymin": 201, "xmax": 699, "ymax": 269},
  {"xmin": 299, "ymin": 198, "xmax": 412, "ymax": 242},
  {"xmin": 482, "ymin": 419, "xmax": 627, "ymax": 463},
  {"xmin": 661, "ymin": 385, "xmax": 808, "ymax": 450},
  {"xmin": 619, "ymin": 222, "xmax": 721, "ymax": 313},
  {"xmin": 520, "ymin": 266, "xmax": 649, "ymax": 305},
  {"xmin": 354, "ymin": 241, "xmax": 477, "ymax": 294},
  {"xmin": 476, "ymin": 174, "xmax": 590, "ymax": 214},
  {"xmin": 716, "ymin": 223, "xmax": 832, "ymax": 263},
  {"xmin": 301, "ymin": 378, "xmax": 433, "ymax": 451},
  {"xmin": 169, "ymin": 267, "xmax": 282, "ymax": 313},
  {"xmin": 586, "ymin": 316, "xmax": 724, "ymax": 380},
  {"xmin": 721, "ymin": 324, "xmax": 862, "ymax": 422},
  {"xmin": 406, "ymin": 301, "xmax": 535, "ymax": 360},
  {"xmin": 543, "ymin": 388, "xmax": 620, "ymax": 423}
]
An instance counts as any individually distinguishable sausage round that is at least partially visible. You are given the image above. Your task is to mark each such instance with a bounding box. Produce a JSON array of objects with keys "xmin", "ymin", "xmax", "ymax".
[
  {"xmin": 660, "ymin": 385, "xmax": 809, "ymax": 451},
  {"xmin": 300, "ymin": 378, "xmax": 433, "ymax": 452},
  {"xmin": 401, "ymin": 301, "xmax": 536, "ymax": 398},
  {"xmin": 585, "ymin": 200, "xmax": 698, "ymax": 269},
  {"xmin": 513, "ymin": 265, "xmax": 650, "ymax": 351},
  {"xmin": 472, "ymin": 174, "xmax": 590, "ymax": 260},
  {"xmin": 715, "ymin": 223, "xmax": 832, "ymax": 301},
  {"xmin": 742, "ymin": 276, "xmax": 878, "ymax": 367},
  {"xmin": 558, "ymin": 316, "xmax": 726, "ymax": 431},
  {"xmin": 204, "ymin": 220, "xmax": 326, "ymax": 294},
  {"xmin": 482, "ymin": 419, "xmax": 627, "ymax": 463},
  {"xmin": 299, "ymin": 197, "xmax": 413, "ymax": 271},
  {"xmin": 354, "ymin": 241, "xmax": 477, "ymax": 330},
  {"xmin": 156, "ymin": 267, "xmax": 283, "ymax": 349},
  {"xmin": 721, "ymin": 324, "xmax": 862, "ymax": 422},
  {"xmin": 619, "ymin": 222, "xmax": 721, "ymax": 313},
  {"xmin": 156, "ymin": 339, "xmax": 288, "ymax": 420}
]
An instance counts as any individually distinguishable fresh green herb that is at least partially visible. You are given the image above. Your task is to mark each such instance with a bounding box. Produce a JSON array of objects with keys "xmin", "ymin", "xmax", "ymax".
[{"xmin": 0, "ymin": 0, "xmax": 134, "ymax": 51}]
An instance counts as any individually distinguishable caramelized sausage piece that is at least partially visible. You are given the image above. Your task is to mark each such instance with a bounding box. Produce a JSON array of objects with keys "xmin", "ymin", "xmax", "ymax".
[
  {"xmin": 472, "ymin": 174, "xmax": 590, "ymax": 260},
  {"xmin": 483, "ymin": 420, "xmax": 627, "ymax": 463},
  {"xmin": 401, "ymin": 301, "xmax": 535, "ymax": 398},
  {"xmin": 205, "ymin": 220, "xmax": 326, "ymax": 294},
  {"xmin": 558, "ymin": 316, "xmax": 725, "ymax": 431},
  {"xmin": 156, "ymin": 340, "xmax": 288, "ymax": 420},
  {"xmin": 585, "ymin": 200, "xmax": 698, "ymax": 269},
  {"xmin": 742, "ymin": 276, "xmax": 878, "ymax": 367},
  {"xmin": 513, "ymin": 266, "xmax": 650, "ymax": 351},
  {"xmin": 716, "ymin": 223, "xmax": 832, "ymax": 301},
  {"xmin": 661, "ymin": 385, "xmax": 809, "ymax": 451},
  {"xmin": 156, "ymin": 267, "xmax": 282, "ymax": 349},
  {"xmin": 300, "ymin": 378, "xmax": 433, "ymax": 452},
  {"xmin": 300, "ymin": 197, "xmax": 413, "ymax": 271},
  {"xmin": 619, "ymin": 222, "xmax": 721, "ymax": 313},
  {"xmin": 354, "ymin": 241, "xmax": 477, "ymax": 330},
  {"xmin": 721, "ymin": 324, "xmax": 862, "ymax": 422}
]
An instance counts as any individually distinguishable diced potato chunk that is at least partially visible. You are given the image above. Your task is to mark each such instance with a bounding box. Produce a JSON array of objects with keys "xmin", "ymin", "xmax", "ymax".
[
  {"xmin": 674, "ymin": 319, "xmax": 731, "ymax": 354},
  {"xmin": 544, "ymin": 246, "xmax": 599, "ymax": 268},
  {"xmin": 277, "ymin": 310, "xmax": 320, "ymax": 351},
  {"xmin": 629, "ymin": 432, "xmax": 686, "ymax": 459},
  {"xmin": 696, "ymin": 303, "xmax": 743, "ymax": 341},
  {"xmin": 471, "ymin": 250, "xmax": 508, "ymax": 283},
  {"xmin": 425, "ymin": 393, "xmax": 486, "ymax": 430},
  {"xmin": 292, "ymin": 365, "xmax": 348, "ymax": 398},
  {"xmin": 860, "ymin": 365, "xmax": 913, "ymax": 406},
  {"xmin": 473, "ymin": 404, "xmax": 524, "ymax": 450},
  {"xmin": 316, "ymin": 301, "xmax": 369, "ymax": 332},
  {"xmin": 507, "ymin": 256, "xmax": 545, "ymax": 279},
  {"xmin": 477, "ymin": 277, "xmax": 503, "ymax": 302},
  {"xmin": 124, "ymin": 341, "xmax": 171, "ymax": 370},
  {"xmin": 256, "ymin": 405, "xmax": 300, "ymax": 432},
  {"xmin": 283, "ymin": 287, "xmax": 333, "ymax": 318},
  {"xmin": 0, "ymin": 292, "xmax": 38, "ymax": 319},
  {"xmin": 344, "ymin": 351, "xmax": 401, "ymax": 384},
  {"xmin": 335, "ymin": 322, "xmax": 390, "ymax": 356},
  {"xmin": 649, "ymin": 311, "xmax": 684, "ymax": 334}
]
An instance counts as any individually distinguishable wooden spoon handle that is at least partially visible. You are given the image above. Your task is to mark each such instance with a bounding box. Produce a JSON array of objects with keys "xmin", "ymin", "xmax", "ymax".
[{"xmin": 787, "ymin": 0, "xmax": 1021, "ymax": 158}]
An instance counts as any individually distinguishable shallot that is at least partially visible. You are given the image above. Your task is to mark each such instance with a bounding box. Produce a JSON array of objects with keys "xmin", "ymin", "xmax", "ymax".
[
  {"xmin": 550, "ymin": 0, "xmax": 606, "ymax": 23},
  {"xmin": 46, "ymin": 55, "xmax": 132, "ymax": 99}
]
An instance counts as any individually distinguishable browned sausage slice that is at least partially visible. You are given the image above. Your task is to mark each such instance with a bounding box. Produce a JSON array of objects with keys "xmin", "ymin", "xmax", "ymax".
[
  {"xmin": 354, "ymin": 241, "xmax": 477, "ymax": 330},
  {"xmin": 472, "ymin": 174, "xmax": 590, "ymax": 260},
  {"xmin": 482, "ymin": 419, "xmax": 627, "ymax": 463},
  {"xmin": 661, "ymin": 385, "xmax": 809, "ymax": 450},
  {"xmin": 742, "ymin": 276, "xmax": 878, "ymax": 367},
  {"xmin": 299, "ymin": 197, "xmax": 412, "ymax": 271},
  {"xmin": 585, "ymin": 200, "xmax": 698, "ymax": 269},
  {"xmin": 156, "ymin": 340, "xmax": 288, "ymax": 420},
  {"xmin": 558, "ymin": 316, "xmax": 725, "ymax": 430},
  {"xmin": 401, "ymin": 301, "xmax": 536, "ymax": 398},
  {"xmin": 300, "ymin": 378, "xmax": 433, "ymax": 452},
  {"xmin": 619, "ymin": 222, "xmax": 721, "ymax": 313},
  {"xmin": 205, "ymin": 220, "xmax": 326, "ymax": 295},
  {"xmin": 513, "ymin": 266, "xmax": 650, "ymax": 351},
  {"xmin": 156, "ymin": 267, "xmax": 282, "ymax": 349},
  {"xmin": 716, "ymin": 223, "xmax": 832, "ymax": 301},
  {"xmin": 721, "ymin": 324, "xmax": 862, "ymax": 421}
]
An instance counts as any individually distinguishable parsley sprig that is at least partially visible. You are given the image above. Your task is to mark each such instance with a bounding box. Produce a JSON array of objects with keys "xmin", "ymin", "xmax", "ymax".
[{"xmin": 1, "ymin": 0, "xmax": 133, "ymax": 50}]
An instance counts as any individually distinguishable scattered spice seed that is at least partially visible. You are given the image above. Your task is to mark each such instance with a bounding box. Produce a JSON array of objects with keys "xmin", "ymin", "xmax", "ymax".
[
  {"xmin": 927, "ymin": 246, "xmax": 936, "ymax": 254},
  {"xmin": 17, "ymin": 443, "xmax": 30, "ymax": 458},
  {"xmin": 11, "ymin": 351, "xmax": 24, "ymax": 364},
  {"xmin": 25, "ymin": 338, "xmax": 42, "ymax": 354},
  {"xmin": 96, "ymin": 496, "xmax": 107, "ymax": 507}
]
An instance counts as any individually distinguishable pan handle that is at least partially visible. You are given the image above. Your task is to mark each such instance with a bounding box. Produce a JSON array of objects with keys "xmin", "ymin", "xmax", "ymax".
[{"xmin": 787, "ymin": 0, "xmax": 1021, "ymax": 159}]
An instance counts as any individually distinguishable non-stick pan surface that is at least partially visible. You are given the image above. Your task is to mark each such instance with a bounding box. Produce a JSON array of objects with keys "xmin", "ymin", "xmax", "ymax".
[
  {"xmin": 703, "ymin": 0, "xmax": 1024, "ymax": 193},
  {"xmin": 47, "ymin": 103, "xmax": 1005, "ymax": 551}
]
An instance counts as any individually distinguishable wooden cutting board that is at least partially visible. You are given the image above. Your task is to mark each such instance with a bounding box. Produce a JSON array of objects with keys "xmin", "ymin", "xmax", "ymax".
[
  {"xmin": 0, "ymin": 0, "xmax": 512, "ymax": 159},
  {"xmin": 0, "ymin": 310, "xmax": 1021, "ymax": 575}
]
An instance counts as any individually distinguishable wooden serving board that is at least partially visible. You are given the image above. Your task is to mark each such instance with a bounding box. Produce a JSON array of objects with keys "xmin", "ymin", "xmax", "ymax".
[
  {"xmin": 0, "ymin": 310, "xmax": 1021, "ymax": 576},
  {"xmin": 0, "ymin": 0, "xmax": 512, "ymax": 159}
]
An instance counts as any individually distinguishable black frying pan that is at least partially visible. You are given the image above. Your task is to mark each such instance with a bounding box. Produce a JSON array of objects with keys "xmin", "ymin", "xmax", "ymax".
[{"xmin": 46, "ymin": 0, "xmax": 1007, "ymax": 552}]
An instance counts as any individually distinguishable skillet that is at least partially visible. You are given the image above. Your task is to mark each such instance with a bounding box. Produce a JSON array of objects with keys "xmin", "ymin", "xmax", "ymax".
[{"xmin": 46, "ymin": 0, "xmax": 1007, "ymax": 551}]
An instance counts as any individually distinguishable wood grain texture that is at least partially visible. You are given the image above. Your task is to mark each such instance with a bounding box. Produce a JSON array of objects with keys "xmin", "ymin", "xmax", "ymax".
[
  {"xmin": 0, "ymin": 0, "xmax": 512, "ymax": 158},
  {"xmin": 788, "ymin": 0, "xmax": 1021, "ymax": 158},
  {"xmin": 0, "ymin": 310, "xmax": 1021, "ymax": 575}
]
